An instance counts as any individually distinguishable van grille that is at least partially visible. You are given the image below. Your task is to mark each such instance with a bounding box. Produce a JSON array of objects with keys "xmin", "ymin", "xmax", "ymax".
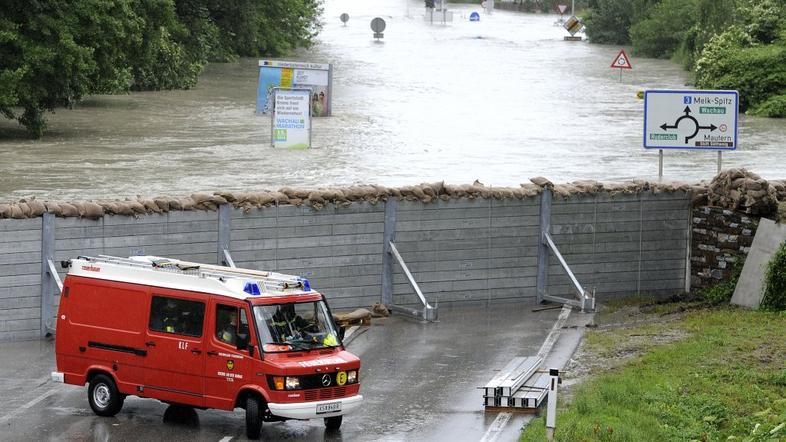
[{"xmin": 304, "ymin": 387, "xmax": 348, "ymax": 401}]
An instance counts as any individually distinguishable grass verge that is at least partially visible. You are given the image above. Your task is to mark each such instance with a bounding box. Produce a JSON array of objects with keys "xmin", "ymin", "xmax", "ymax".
[{"xmin": 520, "ymin": 307, "xmax": 786, "ymax": 441}]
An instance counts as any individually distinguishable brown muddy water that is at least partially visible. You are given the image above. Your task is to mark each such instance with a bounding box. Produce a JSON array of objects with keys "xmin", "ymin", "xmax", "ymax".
[{"xmin": 1, "ymin": 0, "xmax": 785, "ymax": 201}]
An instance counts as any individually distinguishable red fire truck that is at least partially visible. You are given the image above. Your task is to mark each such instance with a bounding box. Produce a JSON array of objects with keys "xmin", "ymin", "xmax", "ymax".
[{"xmin": 51, "ymin": 255, "xmax": 362, "ymax": 439}]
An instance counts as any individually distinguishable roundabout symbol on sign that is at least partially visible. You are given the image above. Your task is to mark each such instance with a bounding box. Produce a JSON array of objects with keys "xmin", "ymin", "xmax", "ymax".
[{"xmin": 660, "ymin": 106, "xmax": 717, "ymax": 144}]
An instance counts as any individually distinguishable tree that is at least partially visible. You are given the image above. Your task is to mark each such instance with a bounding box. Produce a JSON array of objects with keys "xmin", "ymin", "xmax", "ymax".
[
  {"xmin": 582, "ymin": 0, "xmax": 659, "ymax": 45},
  {"xmin": 630, "ymin": 0, "xmax": 697, "ymax": 59},
  {"xmin": 0, "ymin": 0, "xmax": 325, "ymax": 137},
  {"xmin": 0, "ymin": 1, "xmax": 99, "ymax": 137}
]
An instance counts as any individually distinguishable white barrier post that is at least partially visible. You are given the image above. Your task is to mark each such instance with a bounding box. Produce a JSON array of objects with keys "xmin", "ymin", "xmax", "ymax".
[{"xmin": 546, "ymin": 368, "xmax": 559, "ymax": 440}]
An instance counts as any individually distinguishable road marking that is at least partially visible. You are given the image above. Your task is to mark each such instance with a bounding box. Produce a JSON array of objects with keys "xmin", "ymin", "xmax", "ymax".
[
  {"xmin": 479, "ymin": 412, "xmax": 511, "ymax": 442},
  {"xmin": 218, "ymin": 437, "xmax": 233, "ymax": 442},
  {"xmin": 536, "ymin": 305, "xmax": 572, "ymax": 360},
  {"xmin": 0, "ymin": 384, "xmax": 66, "ymax": 423}
]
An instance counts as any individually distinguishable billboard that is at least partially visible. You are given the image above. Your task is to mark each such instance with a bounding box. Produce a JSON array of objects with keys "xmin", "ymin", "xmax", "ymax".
[
  {"xmin": 271, "ymin": 88, "xmax": 311, "ymax": 149},
  {"xmin": 257, "ymin": 60, "xmax": 332, "ymax": 117}
]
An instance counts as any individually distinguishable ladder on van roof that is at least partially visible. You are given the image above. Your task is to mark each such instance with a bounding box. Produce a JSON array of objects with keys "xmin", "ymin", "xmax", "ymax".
[{"xmin": 81, "ymin": 255, "xmax": 310, "ymax": 295}]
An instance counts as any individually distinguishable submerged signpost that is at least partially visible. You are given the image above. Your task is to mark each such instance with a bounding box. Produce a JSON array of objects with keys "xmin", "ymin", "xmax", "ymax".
[
  {"xmin": 371, "ymin": 17, "xmax": 386, "ymax": 39},
  {"xmin": 271, "ymin": 88, "xmax": 311, "ymax": 149},
  {"xmin": 610, "ymin": 49, "xmax": 632, "ymax": 82},
  {"xmin": 256, "ymin": 60, "xmax": 333, "ymax": 117},
  {"xmin": 644, "ymin": 89, "xmax": 739, "ymax": 179}
]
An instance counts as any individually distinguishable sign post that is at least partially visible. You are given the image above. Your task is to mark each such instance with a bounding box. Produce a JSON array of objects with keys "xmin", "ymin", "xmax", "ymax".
[
  {"xmin": 271, "ymin": 88, "xmax": 311, "ymax": 149},
  {"xmin": 257, "ymin": 60, "xmax": 332, "ymax": 117},
  {"xmin": 644, "ymin": 90, "xmax": 739, "ymax": 179},
  {"xmin": 610, "ymin": 49, "xmax": 632, "ymax": 82},
  {"xmin": 563, "ymin": 16, "xmax": 582, "ymax": 41},
  {"xmin": 371, "ymin": 17, "xmax": 386, "ymax": 39}
]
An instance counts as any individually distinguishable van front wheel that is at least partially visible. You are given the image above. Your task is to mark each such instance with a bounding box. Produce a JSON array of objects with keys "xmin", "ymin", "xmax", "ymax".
[
  {"xmin": 88, "ymin": 374, "xmax": 124, "ymax": 417},
  {"xmin": 245, "ymin": 396, "xmax": 263, "ymax": 439}
]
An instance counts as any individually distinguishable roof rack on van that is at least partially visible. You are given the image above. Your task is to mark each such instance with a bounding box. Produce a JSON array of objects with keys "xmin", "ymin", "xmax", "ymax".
[{"xmin": 79, "ymin": 255, "xmax": 310, "ymax": 295}]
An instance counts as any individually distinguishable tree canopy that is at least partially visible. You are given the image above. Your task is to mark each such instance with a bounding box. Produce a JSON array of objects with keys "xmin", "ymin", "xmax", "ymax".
[{"xmin": 0, "ymin": 0, "xmax": 323, "ymax": 137}]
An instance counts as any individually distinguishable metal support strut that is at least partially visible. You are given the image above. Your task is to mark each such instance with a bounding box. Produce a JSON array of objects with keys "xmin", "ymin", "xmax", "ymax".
[
  {"xmin": 535, "ymin": 189, "xmax": 595, "ymax": 313},
  {"xmin": 388, "ymin": 241, "xmax": 438, "ymax": 322},
  {"xmin": 380, "ymin": 198, "xmax": 438, "ymax": 322}
]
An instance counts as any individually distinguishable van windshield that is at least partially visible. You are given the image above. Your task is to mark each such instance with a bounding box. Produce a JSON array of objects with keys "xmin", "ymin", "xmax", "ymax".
[{"xmin": 253, "ymin": 301, "xmax": 340, "ymax": 352}]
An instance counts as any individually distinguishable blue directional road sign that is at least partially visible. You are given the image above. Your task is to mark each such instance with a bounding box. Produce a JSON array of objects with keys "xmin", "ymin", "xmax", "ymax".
[{"xmin": 644, "ymin": 90, "xmax": 739, "ymax": 150}]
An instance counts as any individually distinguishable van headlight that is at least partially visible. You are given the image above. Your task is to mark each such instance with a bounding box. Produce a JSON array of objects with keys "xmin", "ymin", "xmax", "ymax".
[
  {"xmin": 347, "ymin": 370, "xmax": 358, "ymax": 384},
  {"xmin": 285, "ymin": 376, "xmax": 301, "ymax": 390}
]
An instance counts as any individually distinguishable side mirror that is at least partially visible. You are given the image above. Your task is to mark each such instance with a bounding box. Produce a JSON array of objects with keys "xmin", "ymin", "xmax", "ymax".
[{"xmin": 338, "ymin": 325, "xmax": 346, "ymax": 341}]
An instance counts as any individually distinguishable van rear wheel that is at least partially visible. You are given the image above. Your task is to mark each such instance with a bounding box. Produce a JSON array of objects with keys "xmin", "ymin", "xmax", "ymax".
[
  {"xmin": 245, "ymin": 396, "xmax": 263, "ymax": 439},
  {"xmin": 88, "ymin": 374, "xmax": 124, "ymax": 417},
  {"xmin": 325, "ymin": 415, "xmax": 343, "ymax": 430}
]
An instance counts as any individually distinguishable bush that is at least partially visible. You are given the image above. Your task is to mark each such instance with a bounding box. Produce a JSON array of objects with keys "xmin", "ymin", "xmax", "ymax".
[
  {"xmin": 630, "ymin": 0, "xmax": 697, "ymax": 59},
  {"xmin": 695, "ymin": 31, "xmax": 786, "ymax": 112},
  {"xmin": 761, "ymin": 240, "xmax": 786, "ymax": 311},
  {"xmin": 751, "ymin": 94, "xmax": 786, "ymax": 117}
]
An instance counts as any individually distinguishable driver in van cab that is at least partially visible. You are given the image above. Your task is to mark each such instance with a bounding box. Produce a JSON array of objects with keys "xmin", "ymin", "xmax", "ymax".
[
  {"xmin": 271, "ymin": 304, "xmax": 310, "ymax": 340},
  {"xmin": 218, "ymin": 310, "xmax": 238, "ymax": 345}
]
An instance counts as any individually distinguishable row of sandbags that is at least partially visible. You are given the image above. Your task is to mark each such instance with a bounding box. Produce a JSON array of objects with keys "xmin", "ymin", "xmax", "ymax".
[
  {"xmin": 0, "ymin": 174, "xmax": 779, "ymax": 220},
  {"xmin": 702, "ymin": 169, "xmax": 781, "ymax": 215}
]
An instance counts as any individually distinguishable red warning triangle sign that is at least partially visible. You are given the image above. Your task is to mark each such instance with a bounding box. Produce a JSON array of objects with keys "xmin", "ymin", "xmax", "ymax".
[{"xmin": 610, "ymin": 49, "xmax": 632, "ymax": 70}]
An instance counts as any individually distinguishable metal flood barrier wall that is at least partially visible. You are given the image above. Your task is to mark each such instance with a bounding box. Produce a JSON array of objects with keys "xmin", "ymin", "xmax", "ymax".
[{"xmin": 0, "ymin": 190, "xmax": 692, "ymax": 341}]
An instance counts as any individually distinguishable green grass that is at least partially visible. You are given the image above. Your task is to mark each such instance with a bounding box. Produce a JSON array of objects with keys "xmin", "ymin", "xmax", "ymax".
[{"xmin": 520, "ymin": 308, "xmax": 786, "ymax": 442}]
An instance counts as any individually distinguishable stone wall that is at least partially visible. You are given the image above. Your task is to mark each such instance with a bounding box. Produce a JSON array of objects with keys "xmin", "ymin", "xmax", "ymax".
[{"xmin": 691, "ymin": 207, "xmax": 759, "ymax": 289}]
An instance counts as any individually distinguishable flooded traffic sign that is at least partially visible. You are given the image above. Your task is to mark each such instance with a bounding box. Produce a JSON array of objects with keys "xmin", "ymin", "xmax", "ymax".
[
  {"xmin": 644, "ymin": 89, "xmax": 739, "ymax": 179},
  {"xmin": 371, "ymin": 17, "xmax": 386, "ymax": 39},
  {"xmin": 610, "ymin": 49, "xmax": 632, "ymax": 70},
  {"xmin": 610, "ymin": 49, "xmax": 632, "ymax": 82},
  {"xmin": 644, "ymin": 90, "xmax": 738, "ymax": 150},
  {"xmin": 340, "ymin": 13, "xmax": 349, "ymax": 25},
  {"xmin": 564, "ymin": 16, "xmax": 582, "ymax": 36}
]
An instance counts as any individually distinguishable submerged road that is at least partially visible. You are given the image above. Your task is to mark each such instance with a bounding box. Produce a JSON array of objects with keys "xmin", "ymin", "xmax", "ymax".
[{"xmin": 0, "ymin": 302, "xmax": 572, "ymax": 441}]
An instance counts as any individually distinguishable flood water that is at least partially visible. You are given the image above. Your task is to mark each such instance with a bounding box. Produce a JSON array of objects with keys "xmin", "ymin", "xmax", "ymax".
[{"xmin": 1, "ymin": 0, "xmax": 785, "ymax": 201}]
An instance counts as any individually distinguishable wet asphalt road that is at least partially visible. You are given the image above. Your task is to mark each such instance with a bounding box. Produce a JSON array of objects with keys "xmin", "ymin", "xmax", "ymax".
[{"xmin": 0, "ymin": 302, "xmax": 566, "ymax": 442}]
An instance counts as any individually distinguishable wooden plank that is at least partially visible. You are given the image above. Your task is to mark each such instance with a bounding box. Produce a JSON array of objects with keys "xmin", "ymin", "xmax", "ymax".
[
  {"xmin": 0, "ymin": 318, "xmax": 40, "ymax": 332},
  {"xmin": 0, "ymin": 240, "xmax": 41, "ymax": 254},
  {"xmin": 0, "ymin": 218, "xmax": 41, "ymax": 232},
  {"xmin": 0, "ymin": 285, "xmax": 39, "ymax": 299},
  {"xmin": 0, "ymin": 307, "xmax": 40, "ymax": 321},
  {"xmin": 0, "ymin": 251, "xmax": 41, "ymax": 266},
  {"xmin": 0, "ymin": 230, "xmax": 42, "ymax": 243}
]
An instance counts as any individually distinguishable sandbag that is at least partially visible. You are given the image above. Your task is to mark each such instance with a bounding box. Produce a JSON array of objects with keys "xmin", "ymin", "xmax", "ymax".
[
  {"xmin": 59, "ymin": 203, "xmax": 79, "ymax": 217},
  {"xmin": 24, "ymin": 199, "xmax": 46, "ymax": 216},
  {"xmin": 83, "ymin": 202, "xmax": 104, "ymax": 219},
  {"xmin": 530, "ymin": 176, "xmax": 554, "ymax": 188},
  {"xmin": 10, "ymin": 204, "xmax": 25, "ymax": 219}
]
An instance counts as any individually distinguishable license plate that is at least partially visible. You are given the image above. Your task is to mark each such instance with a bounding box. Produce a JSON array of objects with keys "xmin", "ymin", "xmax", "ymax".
[{"xmin": 316, "ymin": 401, "xmax": 341, "ymax": 414}]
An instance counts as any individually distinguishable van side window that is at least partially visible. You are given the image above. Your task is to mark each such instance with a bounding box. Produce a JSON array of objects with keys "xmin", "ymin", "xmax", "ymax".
[
  {"xmin": 149, "ymin": 296, "xmax": 205, "ymax": 337},
  {"xmin": 216, "ymin": 305, "xmax": 249, "ymax": 346}
]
